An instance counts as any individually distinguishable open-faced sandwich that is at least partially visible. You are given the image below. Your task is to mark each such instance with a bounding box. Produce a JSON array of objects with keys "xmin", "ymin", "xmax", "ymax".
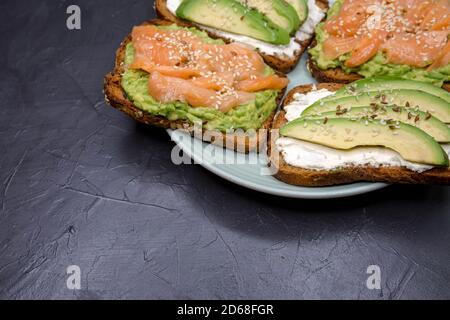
[
  {"xmin": 156, "ymin": 0, "xmax": 329, "ymax": 73},
  {"xmin": 308, "ymin": 0, "xmax": 450, "ymax": 90},
  {"xmin": 270, "ymin": 78, "xmax": 450, "ymax": 186},
  {"xmin": 104, "ymin": 20, "xmax": 289, "ymax": 152}
]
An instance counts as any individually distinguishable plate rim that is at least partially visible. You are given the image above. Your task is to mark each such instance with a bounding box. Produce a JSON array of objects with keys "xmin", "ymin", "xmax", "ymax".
[{"xmin": 168, "ymin": 129, "xmax": 388, "ymax": 199}]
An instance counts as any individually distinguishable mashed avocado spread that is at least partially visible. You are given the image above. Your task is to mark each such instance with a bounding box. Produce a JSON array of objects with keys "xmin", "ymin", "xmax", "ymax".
[
  {"xmin": 309, "ymin": 0, "xmax": 450, "ymax": 86},
  {"xmin": 121, "ymin": 25, "xmax": 279, "ymax": 132}
]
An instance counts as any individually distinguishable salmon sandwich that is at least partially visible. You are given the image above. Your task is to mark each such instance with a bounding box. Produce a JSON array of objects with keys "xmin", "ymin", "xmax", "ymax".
[
  {"xmin": 155, "ymin": 0, "xmax": 329, "ymax": 73},
  {"xmin": 104, "ymin": 20, "xmax": 289, "ymax": 152},
  {"xmin": 308, "ymin": 0, "xmax": 450, "ymax": 89}
]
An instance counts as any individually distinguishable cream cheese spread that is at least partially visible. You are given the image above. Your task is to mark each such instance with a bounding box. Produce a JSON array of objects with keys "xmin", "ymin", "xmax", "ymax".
[
  {"xmin": 295, "ymin": 0, "xmax": 326, "ymax": 41},
  {"xmin": 284, "ymin": 88, "xmax": 336, "ymax": 122},
  {"xmin": 277, "ymin": 89, "xmax": 450, "ymax": 172}
]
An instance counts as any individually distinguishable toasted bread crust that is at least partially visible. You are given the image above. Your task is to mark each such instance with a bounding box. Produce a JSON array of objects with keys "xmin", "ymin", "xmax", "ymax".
[
  {"xmin": 104, "ymin": 19, "xmax": 286, "ymax": 153},
  {"xmin": 155, "ymin": 0, "xmax": 329, "ymax": 73},
  {"xmin": 269, "ymin": 83, "xmax": 450, "ymax": 186},
  {"xmin": 308, "ymin": 57, "xmax": 450, "ymax": 92},
  {"xmin": 443, "ymin": 83, "xmax": 450, "ymax": 92},
  {"xmin": 307, "ymin": 57, "xmax": 362, "ymax": 84}
]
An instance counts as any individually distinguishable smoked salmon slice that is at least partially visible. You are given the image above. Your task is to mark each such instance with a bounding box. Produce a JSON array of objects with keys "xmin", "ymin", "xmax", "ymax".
[
  {"xmin": 322, "ymin": 0, "xmax": 450, "ymax": 69},
  {"xmin": 324, "ymin": 12, "xmax": 367, "ymax": 37},
  {"xmin": 381, "ymin": 31, "xmax": 449, "ymax": 68},
  {"xmin": 148, "ymin": 72, "xmax": 255, "ymax": 113},
  {"xmin": 404, "ymin": 1, "xmax": 435, "ymax": 29},
  {"xmin": 428, "ymin": 41, "xmax": 450, "ymax": 71},
  {"xmin": 345, "ymin": 30, "xmax": 386, "ymax": 68},
  {"xmin": 420, "ymin": 0, "xmax": 450, "ymax": 31},
  {"xmin": 130, "ymin": 26, "xmax": 203, "ymax": 77},
  {"xmin": 236, "ymin": 75, "xmax": 290, "ymax": 92},
  {"xmin": 130, "ymin": 25, "xmax": 288, "ymax": 111},
  {"xmin": 324, "ymin": 0, "xmax": 377, "ymax": 36},
  {"xmin": 323, "ymin": 36, "xmax": 360, "ymax": 60},
  {"xmin": 431, "ymin": 17, "xmax": 450, "ymax": 31}
]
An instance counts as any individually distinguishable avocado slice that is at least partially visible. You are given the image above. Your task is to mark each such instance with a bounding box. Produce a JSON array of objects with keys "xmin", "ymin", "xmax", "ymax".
[
  {"xmin": 303, "ymin": 89, "xmax": 450, "ymax": 123},
  {"xmin": 331, "ymin": 77, "xmax": 450, "ymax": 104},
  {"xmin": 239, "ymin": 0, "xmax": 301, "ymax": 34},
  {"xmin": 315, "ymin": 106, "xmax": 450, "ymax": 143},
  {"xmin": 176, "ymin": 0, "xmax": 291, "ymax": 45},
  {"xmin": 285, "ymin": 0, "xmax": 308, "ymax": 26},
  {"xmin": 280, "ymin": 118, "xmax": 449, "ymax": 166}
]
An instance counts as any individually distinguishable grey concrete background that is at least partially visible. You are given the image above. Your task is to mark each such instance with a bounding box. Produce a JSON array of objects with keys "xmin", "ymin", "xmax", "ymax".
[{"xmin": 0, "ymin": 0, "xmax": 449, "ymax": 299}]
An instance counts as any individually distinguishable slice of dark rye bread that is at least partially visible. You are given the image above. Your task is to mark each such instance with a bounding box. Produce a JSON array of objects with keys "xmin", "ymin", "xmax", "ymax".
[
  {"xmin": 155, "ymin": 0, "xmax": 329, "ymax": 74},
  {"xmin": 268, "ymin": 83, "xmax": 450, "ymax": 186},
  {"xmin": 104, "ymin": 19, "xmax": 286, "ymax": 153},
  {"xmin": 307, "ymin": 54, "xmax": 450, "ymax": 92}
]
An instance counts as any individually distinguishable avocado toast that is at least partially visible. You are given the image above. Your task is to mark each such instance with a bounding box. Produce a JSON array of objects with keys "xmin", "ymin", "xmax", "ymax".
[
  {"xmin": 269, "ymin": 82, "xmax": 450, "ymax": 186},
  {"xmin": 155, "ymin": 0, "xmax": 329, "ymax": 73},
  {"xmin": 104, "ymin": 20, "xmax": 288, "ymax": 152},
  {"xmin": 308, "ymin": 0, "xmax": 450, "ymax": 90}
]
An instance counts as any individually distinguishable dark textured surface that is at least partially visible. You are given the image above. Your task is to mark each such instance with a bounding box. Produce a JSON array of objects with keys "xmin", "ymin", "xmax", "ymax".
[{"xmin": 0, "ymin": 0, "xmax": 449, "ymax": 300}]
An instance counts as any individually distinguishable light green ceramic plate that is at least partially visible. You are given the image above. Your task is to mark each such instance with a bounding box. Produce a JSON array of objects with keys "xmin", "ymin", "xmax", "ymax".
[{"xmin": 167, "ymin": 54, "xmax": 388, "ymax": 199}]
